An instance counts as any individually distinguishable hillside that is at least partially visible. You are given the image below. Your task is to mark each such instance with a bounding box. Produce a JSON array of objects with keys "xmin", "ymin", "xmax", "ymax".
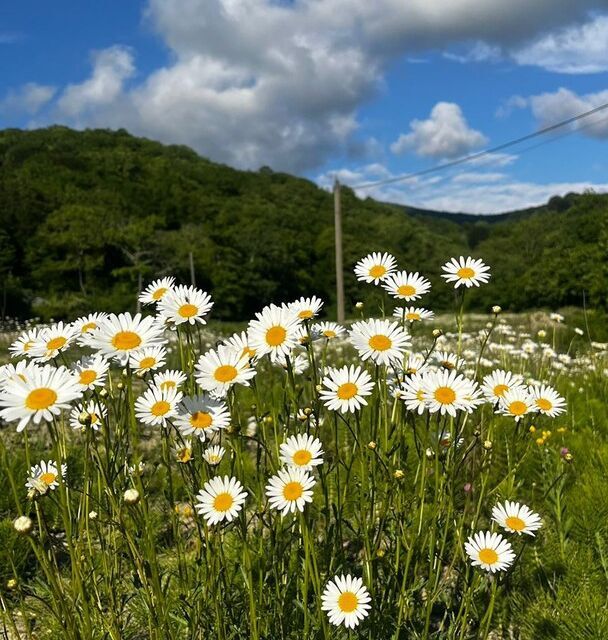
[{"xmin": 0, "ymin": 126, "xmax": 606, "ymax": 320}]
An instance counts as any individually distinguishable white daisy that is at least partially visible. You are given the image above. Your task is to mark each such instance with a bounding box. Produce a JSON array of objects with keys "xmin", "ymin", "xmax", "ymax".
[
  {"xmin": 195, "ymin": 345, "xmax": 257, "ymax": 396},
  {"xmin": 529, "ymin": 384, "xmax": 566, "ymax": 417},
  {"xmin": 195, "ymin": 476, "xmax": 247, "ymax": 525},
  {"xmin": 465, "ymin": 531, "xmax": 515, "ymax": 573},
  {"xmin": 71, "ymin": 354, "xmax": 110, "ymax": 390},
  {"xmin": 153, "ymin": 369, "xmax": 188, "ymax": 392},
  {"xmin": 397, "ymin": 374, "xmax": 427, "ymax": 415},
  {"xmin": 158, "ymin": 284, "xmax": 213, "ymax": 326},
  {"xmin": 139, "ymin": 276, "xmax": 176, "ymax": 306},
  {"xmin": 354, "ymin": 252, "xmax": 397, "ymax": 285},
  {"xmin": 498, "ymin": 387, "xmax": 534, "ymax": 421},
  {"xmin": 9, "ymin": 328, "xmax": 40, "ymax": 359},
  {"xmin": 0, "ymin": 364, "xmax": 82, "ymax": 432},
  {"xmin": 421, "ymin": 369, "xmax": 482, "ymax": 417},
  {"xmin": 288, "ymin": 296, "xmax": 324, "ymax": 320},
  {"xmin": 349, "ymin": 319, "xmax": 410, "ymax": 366},
  {"xmin": 492, "ymin": 501, "xmax": 542, "ymax": 536},
  {"xmin": 393, "ymin": 307, "xmax": 435, "ymax": 323},
  {"xmin": 0, "ymin": 360, "xmax": 40, "ymax": 386},
  {"xmin": 434, "ymin": 351, "xmax": 466, "ymax": 371},
  {"xmin": 321, "ymin": 574, "xmax": 371, "ymax": 629},
  {"xmin": 382, "ymin": 271, "xmax": 431, "ymax": 301},
  {"xmin": 222, "ymin": 331, "xmax": 257, "ymax": 361},
  {"xmin": 73, "ymin": 313, "xmax": 109, "ymax": 346},
  {"xmin": 247, "ymin": 304, "xmax": 302, "ymax": 363},
  {"xmin": 481, "ymin": 370, "xmax": 525, "ymax": 404},
  {"xmin": 26, "ymin": 460, "xmax": 67, "ymax": 494},
  {"xmin": 30, "ymin": 322, "xmax": 79, "ymax": 362},
  {"xmin": 319, "ymin": 365, "xmax": 375, "ymax": 414},
  {"xmin": 313, "ymin": 321, "xmax": 346, "ymax": 340},
  {"xmin": 69, "ymin": 400, "xmax": 107, "ymax": 431},
  {"xmin": 266, "ymin": 467, "xmax": 316, "ymax": 515},
  {"xmin": 134, "ymin": 386, "xmax": 182, "ymax": 427},
  {"xmin": 279, "ymin": 434, "xmax": 324, "ymax": 470},
  {"xmin": 174, "ymin": 395, "xmax": 230, "ymax": 441},
  {"xmin": 173, "ymin": 438, "xmax": 193, "ymax": 464},
  {"xmin": 129, "ymin": 346, "xmax": 167, "ymax": 374},
  {"xmin": 441, "ymin": 256, "xmax": 491, "ymax": 288},
  {"xmin": 203, "ymin": 445, "xmax": 226, "ymax": 466}
]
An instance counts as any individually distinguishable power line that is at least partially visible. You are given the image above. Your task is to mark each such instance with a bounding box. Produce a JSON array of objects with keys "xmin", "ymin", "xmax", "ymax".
[{"xmin": 350, "ymin": 100, "xmax": 608, "ymax": 190}]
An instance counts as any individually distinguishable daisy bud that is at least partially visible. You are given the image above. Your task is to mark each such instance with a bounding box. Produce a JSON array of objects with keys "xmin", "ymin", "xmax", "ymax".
[
  {"xmin": 367, "ymin": 441, "xmax": 377, "ymax": 450},
  {"xmin": 250, "ymin": 404, "xmax": 257, "ymax": 411},
  {"xmin": 377, "ymin": 548, "xmax": 386, "ymax": 558},
  {"xmin": 89, "ymin": 510, "xmax": 98, "ymax": 520},
  {"xmin": 117, "ymin": 382, "xmax": 125, "ymax": 391},
  {"xmin": 13, "ymin": 515, "xmax": 34, "ymax": 536},
  {"xmin": 99, "ymin": 388, "xmax": 109, "ymax": 399},
  {"xmin": 303, "ymin": 407, "xmax": 313, "ymax": 416},
  {"xmin": 123, "ymin": 489, "xmax": 140, "ymax": 505},
  {"xmin": 264, "ymin": 416, "xmax": 273, "ymax": 425},
  {"xmin": 432, "ymin": 329, "xmax": 443, "ymax": 338},
  {"xmin": 529, "ymin": 425, "xmax": 536, "ymax": 433},
  {"xmin": 425, "ymin": 448, "xmax": 434, "ymax": 459},
  {"xmin": 537, "ymin": 330, "xmax": 546, "ymax": 339},
  {"xmin": 315, "ymin": 384, "xmax": 323, "ymax": 392},
  {"xmin": 393, "ymin": 469, "xmax": 404, "ymax": 479},
  {"xmin": 483, "ymin": 440, "xmax": 492, "ymax": 451},
  {"xmin": 78, "ymin": 411, "xmax": 91, "ymax": 426},
  {"xmin": 7, "ymin": 578, "xmax": 17, "ymax": 590},
  {"xmin": 492, "ymin": 305, "xmax": 502, "ymax": 314},
  {"xmin": 355, "ymin": 302, "xmax": 364, "ymax": 309},
  {"xmin": 564, "ymin": 453, "xmax": 573, "ymax": 463}
]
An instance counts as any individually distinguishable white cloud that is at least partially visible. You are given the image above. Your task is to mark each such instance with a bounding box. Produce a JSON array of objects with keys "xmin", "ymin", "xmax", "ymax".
[
  {"xmin": 0, "ymin": 83, "xmax": 56, "ymax": 115},
  {"xmin": 529, "ymin": 87, "xmax": 608, "ymax": 139},
  {"xmin": 451, "ymin": 171, "xmax": 506, "ymax": 184},
  {"xmin": 443, "ymin": 41, "xmax": 502, "ymax": 63},
  {"xmin": 512, "ymin": 15, "xmax": 608, "ymax": 74},
  {"xmin": 390, "ymin": 102, "xmax": 487, "ymax": 159},
  {"xmin": 57, "ymin": 46, "xmax": 135, "ymax": 118}
]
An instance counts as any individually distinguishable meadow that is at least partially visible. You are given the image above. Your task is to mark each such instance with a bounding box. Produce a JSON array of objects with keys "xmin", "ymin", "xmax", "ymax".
[{"xmin": 0, "ymin": 254, "xmax": 607, "ymax": 640}]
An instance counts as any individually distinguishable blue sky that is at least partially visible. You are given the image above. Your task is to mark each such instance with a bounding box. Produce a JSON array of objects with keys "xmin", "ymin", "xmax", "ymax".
[{"xmin": 2, "ymin": 0, "xmax": 608, "ymax": 213}]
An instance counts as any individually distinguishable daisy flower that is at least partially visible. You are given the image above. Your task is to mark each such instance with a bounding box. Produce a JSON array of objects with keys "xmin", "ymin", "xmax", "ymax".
[
  {"xmin": 0, "ymin": 364, "xmax": 82, "ymax": 432},
  {"xmin": 434, "ymin": 351, "xmax": 466, "ymax": 371},
  {"xmin": 394, "ymin": 306, "xmax": 435, "ymax": 323},
  {"xmin": 69, "ymin": 400, "xmax": 107, "ymax": 431},
  {"xmin": 134, "ymin": 386, "xmax": 182, "ymax": 427},
  {"xmin": 73, "ymin": 313, "xmax": 109, "ymax": 346},
  {"xmin": 529, "ymin": 384, "xmax": 566, "ymax": 417},
  {"xmin": 354, "ymin": 252, "xmax": 397, "ymax": 285},
  {"xmin": 153, "ymin": 369, "xmax": 188, "ymax": 392},
  {"xmin": 173, "ymin": 438, "xmax": 193, "ymax": 464},
  {"xmin": 465, "ymin": 531, "xmax": 515, "ymax": 573},
  {"xmin": 481, "ymin": 369, "xmax": 524, "ymax": 404},
  {"xmin": 280, "ymin": 434, "xmax": 324, "ymax": 470},
  {"xmin": 26, "ymin": 460, "xmax": 67, "ymax": 494},
  {"xmin": 158, "ymin": 284, "xmax": 213, "ymax": 326},
  {"xmin": 30, "ymin": 322, "xmax": 79, "ymax": 362},
  {"xmin": 397, "ymin": 374, "xmax": 427, "ymax": 415},
  {"xmin": 129, "ymin": 346, "xmax": 167, "ymax": 374},
  {"xmin": 195, "ymin": 345, "xmax": 257, "ymax": 396},
  {"xmin": 90, "ymin": 313, "xmax": 166, "ymax": 364},
  {"xmin": 349, "ymin": 319, "xmax": 410, "ymax": 366},
  {"xmin": 492, "ymin": 501, "xmax": 542, "ymax": 536},
  {"xmin": 266, "ymin": 467, "xmax": 316, "ymax": 515},
  {"xmin": 203, "ymin": 445, "xmax": 226, "ymax": 466},
  {"xmin": 498, "ymin": 387, "xmax": 534, "ymax": 421},
  {"xmin": 421, "ymin": 369, "xmax": 481, "ymax": 417},
  {"xmin": 0, "ymin": 360, "xmax": 40, "ymax": 386},
  {"xmin": 222, "ymin": 331, "xmax": 257, "ymax": 361},
  {"xmin": 441, "ymin": 256, "xmax": 491, "ymax": 288},
  {"xmin": 288, "ymin": 296, "xmax": 324, "ymax": 320},
  {"xmin": 248, "ymin": 304, "xmax": 302, "ymax": 363},
  {"xmin": 314, "ymin": 321, "xmax": 345, "ymax": 340},
  {"xmin": 319, "ymin": 365, "xmax": 375, "ymax": 414},
  {"xmin": 382, "ymin": 271, "xmax": 431, "ymax": 301},
  {"xmin": 195, "ymin": 476, "xmax": 247, "ymax": 526},
  {"xmin": 174, "ymin": 395, "xmax": 230, "ymax": 441},
  {"xmin": 139, "ymin": 276, "xmax": 176, "ymax": 306},
  {"xmin": 403, "ymin": 352, "xmax": 428, "ymax": 375},
  {"xmin": 71, "ymin": 354, "xmax": 110, "ymax": 391},
  {"xmin": 321, "ymin": 575, "xmax": 371, "ymax": 629},
  {"xmin": 9, "ymin": 328, "xmax": 40, "ymax": 359}
]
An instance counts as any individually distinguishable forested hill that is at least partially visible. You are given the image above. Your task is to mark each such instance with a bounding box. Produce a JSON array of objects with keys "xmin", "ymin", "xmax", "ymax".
[{"xmin": 0, "ymin": 126, "xmax": 606, "ymax": 321}]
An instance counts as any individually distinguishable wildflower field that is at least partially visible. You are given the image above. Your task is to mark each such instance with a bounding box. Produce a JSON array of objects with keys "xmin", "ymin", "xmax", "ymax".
[{"xmin": 0, "ymin": 255, "xmax": 607, "ymax": 640}]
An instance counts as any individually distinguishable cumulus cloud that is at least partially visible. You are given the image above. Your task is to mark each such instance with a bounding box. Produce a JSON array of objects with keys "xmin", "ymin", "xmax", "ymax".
[
  {"xmin": 512, "ymin": 15, "xmax": 608, "ymax": 74},
  {"xmin": 0, "ymin": 83, "xmax": 56, "ymax": 115},
  {"xmin": 390, "ymin": 102, "xmax": 487, "ymax": 159}
]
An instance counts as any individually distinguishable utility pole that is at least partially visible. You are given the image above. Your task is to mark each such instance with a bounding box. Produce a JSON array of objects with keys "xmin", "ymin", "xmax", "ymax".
[
  {"xmin": 333, "ymin": 178, "xmax": 345, "ymax": 323},
  {"xmin": 189, "ymin": 251, "xmax": 196, "ymax": 287}
]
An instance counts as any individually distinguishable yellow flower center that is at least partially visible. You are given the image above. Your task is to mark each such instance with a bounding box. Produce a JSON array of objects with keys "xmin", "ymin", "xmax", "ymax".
[
  {"xmin": 23, "ymin": 340, "xmax": 34, "ymax": 352},
  {"xmin": 46, "ymin": 336, "xmax": 67, "ymax": 351},
  {"xmin": 292, "ymin": 449, "xmax": 312, "ymax": 466},
  {"xmin": 397, "ymin": 284, "xmax": 416, "ymax": 297},
  {"xmin": 283, "ymin": 481, "xmax": 303, "ymax": 501},
  {"xmin": 457, "ymin": 267, "xmax": 475, "ymax": 279},
  {"xmin": 39, "ymin": 472, "xmax": 57, "ymax": 485},
  {"xmin": 213, "ymin": 492, "xmax": 234, "ymax": 512},
  {"xmin": 177, "ymin": 448, "xmax": 192, "ymax": 463},
  {"xmin": 338, "ymin": 591, "xmax": 358, "ymax": 613},
  {"xmin": 337, "ymin": 382, "xmax": 358, "ymax": 400},
  {"xmin": 138, "ymin": 356, "xmax": 157, "ymax": 370},
  {"xmin": 478, "ymin": 548, "xmax": 499, "ymax": 565},
  {"xmin": 416, "ymin": 389, "xmax": 425, "ymax": 401},
  {"xmin": 112, "ymin": 331, "xmax": 142, "ymax": 351},
  {"xmin": 81, "ymin": 322, "xmax": 97, "ymax": 334},
  {"xmin": 434, "ymin": 386, "xmax": 456, "ymax": 404},
  {"xmin": 151, "ymin": 400, "xmax": 170, "ymax": 417},
  {"xmin": 505, "ymin": 516, "xmax": 526, "ymax": 531},
  {"xmin": 190, "ymin": 412, "xmax": 213, "ymax": 430},
  {"xmin": 369, "ymin": 265, "xmax": 386, "ymax": 279},
  {"xmin": 26, "ymin": 388, "xmax": 58, "ymax": 410},
  {"xmin": 493, "ymin": 384, "xmax": 509, "ymax": 397},
  {"xmin": 160, "ymin": 380, "xmax": 176, "ymax": 391},
  {"xmin": 266, "ymin": 325, "xmax": 287, "ymax": 347},
  {"xmin": 536, "ymin": 398, "xmax": 553, "ymax": 411},
  {"xmin": 508, "ymin": 400, "xmax": 527, "ymax": 416},
  {"xmin": 79, "ymin": 370, "xmax": 97, "ymax": 386},
  {"xmin": 152, "ymin": 287, "xmax": 168, "ymax": 300},
  {"xmin": 214, "ymin": 365, "xmax": 238, "ymax": 383},
  {"xmin": 368, "ymin": 334, "xmax": 391, "ymax": 351},
  {"xmin": 323, "ymin": 330, "xmax": 336, "ymax": 338},
  {"xmin": 178, "ymin": 303, "xmax": 198, "ymax": 318},
  {"xmin": 406, "ymin": 312, "xmax": 420, "ymax": 321},
  {"xmin": 298, "ymin": 310, "xmax": 314, "ymax": 319}
]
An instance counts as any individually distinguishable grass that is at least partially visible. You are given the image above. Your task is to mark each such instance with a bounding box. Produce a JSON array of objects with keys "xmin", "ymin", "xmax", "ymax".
[{"xmin": 0, "ymin": 301, "xmax": 606, "ymax": 640}]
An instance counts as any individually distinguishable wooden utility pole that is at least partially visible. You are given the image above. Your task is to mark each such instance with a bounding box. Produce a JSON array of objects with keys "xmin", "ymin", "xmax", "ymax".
[
  {"xmin": 333, "ymin": 178, "xmax": 345, "ymax": 323},
  {"xmin": 189, "ymin": 251, "xmax": 196, "ymax": 287}
]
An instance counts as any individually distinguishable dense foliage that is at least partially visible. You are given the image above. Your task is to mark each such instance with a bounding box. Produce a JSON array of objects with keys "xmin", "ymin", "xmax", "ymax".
[{"xmin": 1, "ymin": 126, "xmax": 606, "ymax": 320}]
